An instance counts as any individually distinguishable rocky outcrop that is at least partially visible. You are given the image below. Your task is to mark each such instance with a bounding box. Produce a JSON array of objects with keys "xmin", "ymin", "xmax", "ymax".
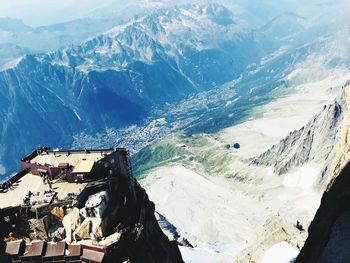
[
  {"xmin": 252, "ymin": 92, "xmax": 344, "ymax": 186},
  {"xmin": 296, "ymin": 83, "xmax": 350, "ymax": 263},
  {"xmin": 28, "ymin": 216, "xmax": 50, "ymax": 240},
  {"xmin": 325, "ymin": 82, "xmax": 350, "ymax": 188},
  {"xmin": 73, "ymin": 219, "xmax": 92, "ymax": 240},
  {"xmin": 105, "ymin": 176, "xmax": 184, "ymax": 263},
  {"xmin": 62, "ymin": 207, "xmax": 81, "ymax": 243},
  {"xmin": 235, "ymin": 216, "xmax": 306, "ymax": 263},
  {"xmin": 51, "ymin": 206, "xmax": 65, "ymax": 220}
]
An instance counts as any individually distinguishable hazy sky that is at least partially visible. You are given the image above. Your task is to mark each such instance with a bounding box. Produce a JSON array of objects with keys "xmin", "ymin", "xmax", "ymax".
[
  {"xmin": 0, "ymin": 0, "xmax": 120, "ymax": 26},
  {"xmin": 0, "ymin": 0, "xmax": 347, "ymax": 27}
]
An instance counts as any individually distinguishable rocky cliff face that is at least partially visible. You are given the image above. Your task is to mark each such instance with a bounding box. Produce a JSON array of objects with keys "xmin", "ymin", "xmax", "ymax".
[
  {"xmin": 235, "ymin": 216, "xmax": 306, "ymax": 263},
  {"xmin": 295, "ymin": 83, "xmax": 350, "ymax": 262},
  {"xmin": 252, "ymin": 91, "xmax": 344, "ymax": 187},
  {"xmin": 106, "ymin": 176, "xmax": 184, "ymax": 263}
]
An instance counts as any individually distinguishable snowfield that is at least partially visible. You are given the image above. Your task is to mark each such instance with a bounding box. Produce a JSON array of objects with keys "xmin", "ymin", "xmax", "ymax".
[
  {"xmin": 261, "ymin": 241, "xmax": 299, "ymax": 263},
  {"xmin": 140, "ymin": 164, "xmax": 257, "ymax": 245},
  {"xmin": 140, "ymin": 67, "xmax": 350, "ymax": 262}
]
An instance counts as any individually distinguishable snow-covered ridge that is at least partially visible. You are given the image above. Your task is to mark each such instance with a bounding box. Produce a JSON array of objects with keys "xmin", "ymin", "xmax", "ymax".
[
  {"xmin": 0, "ymin": 55, "xmax": 25, "ymax": 71},
  {"xmin": 43, "ymin": 3, "xmax": 250, "ymax": 72},
  {"xmin": 252, "ymin": 98, "xmax": 343, "ymax": 178}
]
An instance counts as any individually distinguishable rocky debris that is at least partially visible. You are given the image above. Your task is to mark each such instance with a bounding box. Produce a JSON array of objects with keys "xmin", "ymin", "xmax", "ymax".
[
  {"xmin": 296, "ymin": 160, "xmax": 350, "ymax": 263},
  {"xmin": 49, "ymin": 227, "xmax": 65, "ymax": 242},
  {"xmin": 99, "ymin": 232, "xmax": 121, "ymax": 247},
  {"xmin": 89, "ymin": 217, "xmax": 105, "ymax": 239},
  {"xmin": 74, "ymin": 219, "xmax": 92, "ymax": 241},
  {"xmin": 28, "ymin": 216, "xmax": 50, "ymax": 240},
  {"xmin": 235, "ymin": 216, "xmax": 306, "ymax": 263},
  {"xmin": 3, "ymin": 233, "xmax": 18, "ymax": 243}
]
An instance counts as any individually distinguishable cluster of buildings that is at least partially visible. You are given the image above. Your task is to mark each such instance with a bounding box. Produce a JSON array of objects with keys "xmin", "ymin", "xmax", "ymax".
[{"xmin": 0, "ymin": 147, "xmax": 133, "ymax": 263}]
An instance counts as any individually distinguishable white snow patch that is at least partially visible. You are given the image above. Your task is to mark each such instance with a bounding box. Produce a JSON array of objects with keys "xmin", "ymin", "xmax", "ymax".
[
  {"xmin": 180, "ymin": 243, "xmax": 243, "ymax": 263},
  {"xmin": 140, "ymin": 165, "xmax": 255, "ymax": 245},
  {"xmin": 283, "ymin": 164, "xmax": 320, "ymax": 192},
  {"xmin": 261, "ymin": 241, "xmax": 299, "ymax": 263},
  {"xmin": 0, "ymin": 56, "xmax": 24, "ymax": 71},
  {"xmin": 73, "ymin": 110, "xmax": 82, "ymax": 121}
]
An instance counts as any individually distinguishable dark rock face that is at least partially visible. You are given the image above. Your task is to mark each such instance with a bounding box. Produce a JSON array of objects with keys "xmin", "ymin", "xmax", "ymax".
[
  {"xmin": 296, "ymin": 161, "xmax": 350, "ymax": 263},
  {"xmin": 110, "ymin": 176, "xmax": 184, "ymax": 263}
]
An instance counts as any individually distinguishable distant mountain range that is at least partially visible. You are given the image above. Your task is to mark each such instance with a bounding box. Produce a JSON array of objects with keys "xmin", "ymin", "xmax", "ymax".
[
  {"xmin": 1, "ymin": 1, "xmax": 350, "ymax": 179},
  {"xmin": 0, "ymin": 3, "xmax": 271, "ymax": 176}
]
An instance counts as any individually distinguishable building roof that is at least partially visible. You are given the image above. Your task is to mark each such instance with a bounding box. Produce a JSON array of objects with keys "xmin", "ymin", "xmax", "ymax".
[
  {"xmin": 5, "ymin": 240, "xmax": 23, "ymax": 256},
  {"xmin": 30, "ymin": 150, "xmax": 113, "ymax": 168},
  {"xmin": 0, "ymin": 173, "xmax": 87, "ymax": 209},
  {"xmin": 43, "ymin": 241, "xmax": 66, "ymax": 258},
  {"xmin": 81, "ymin": 248, "xmax": 105, "ymax": 263},
  {"xmin": 65, "ymin": 244, "xmax": 81, "ymax": 257},
  {"xmin": 0, "ymin": 174, "xmax": 42, "ymax": 209},
  {"xmin": 21, "ymin": 241, "xmax": 45, "ymax": 258},
  {"xmin": 72, "ymin": 160, "xmax": 95, "ymax": 174}
]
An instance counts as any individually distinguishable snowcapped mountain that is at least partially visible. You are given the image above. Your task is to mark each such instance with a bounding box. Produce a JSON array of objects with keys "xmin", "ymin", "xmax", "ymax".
[
  {"xmin": 47, "ymin": 3, "xmax": 265, "ymax": 86},
  {"xmin": 123, "ymin": 7, "xmax": 350, "ymax": 260},
  {"xmin": 133, "ymin": 66, "xmax": 350, "ymax": 263},
  {"xmin": 0, "ymin": 3, "xmax": 268, "ymax": 176},
  {"xmin": 0, "ymin": 14, "xmax": 141, "ymax": 67},
  {"xmin": 70, "ymin": 15, "xmax": 350, "ymax": 163},
  {"xmin": 3, "ymin": 1, "xmax": 350, "ymax": 262}
]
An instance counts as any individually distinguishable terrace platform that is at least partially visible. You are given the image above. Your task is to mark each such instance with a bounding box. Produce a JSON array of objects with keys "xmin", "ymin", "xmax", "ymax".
[{"xmin": 0, "ymin": 173, "xmax": 87, "ymax": 209}]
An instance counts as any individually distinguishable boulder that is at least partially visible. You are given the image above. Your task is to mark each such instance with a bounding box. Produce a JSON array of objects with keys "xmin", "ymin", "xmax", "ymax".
[
  {"xmin": 50, "ymin": 227, "xmax": 66, "ymax": 242},
  {"xmin": 74, "ymin": 219, "xmax": 92, "ymax": 240},
  {"xmin": 28, "ymin": 216, "xmax": 50, "ymax": 240},
  {"xmin": 62, "ymin": 208, "xmax": 81, "ymax": 243},
  {"xmin": 51, "ymin": 206, "xmax": 65, "ymax": 220},
  {"xmin": 234, "ymin": 216, "xmax": 306, "ymax": 263}
]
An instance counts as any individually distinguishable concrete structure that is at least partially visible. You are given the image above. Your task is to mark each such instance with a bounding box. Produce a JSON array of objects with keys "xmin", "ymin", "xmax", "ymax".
[
  {"xmin": 0, "ymin": 147, "xmax": 133, "ymax": 263},
  {"xmin": 0, "ymin": 147, "xmax": 131, "ymax": 209},
  {"xmin": 19, "ymin": 147, "xmax": 131, "ymax": 183},
  {"xmin": 5, "ymin": 240, "xmax": 24, "ymax": 263},
  {"xmin": 21, "ymin": 241, "xmax": 45, "ymax": 262},
  {"xmin": 5, "ymin": 240, "xmax": 114, "ymax": 263},
  {"xmin": 80, "ymin": 191, "xmax": 109, "ymax": 219}
]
